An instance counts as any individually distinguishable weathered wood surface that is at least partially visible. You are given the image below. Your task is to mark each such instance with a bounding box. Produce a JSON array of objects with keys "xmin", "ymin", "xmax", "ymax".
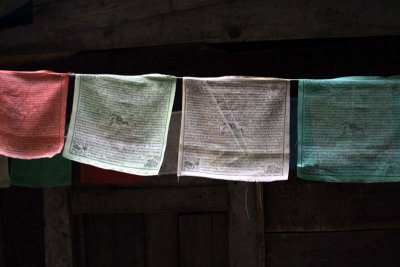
[
  {"xmin": 85, "ymin": 215, "xmax": 116, "ymax": 267},
  {"xmin": 229, "ymin": 182, "xmax": 264, "ymax": 267},
  {"xmin": 212, "ymin": 213, "xmax": 230, "ymax": 267},
  {"xmin": 74, "ymin": 215, "xmax": 87, "ymax": 267},
  {"xmin": 1, "ymin": 0, "xmax": 400, "ymax": 57},
  {"xmin": 264, "ymin": 182, "xmax": 400, "ymax": 232},
  {"xmin": 0, "ymin": 188, "xmax": 45, "ymax": 267},
  {"xmin": 3, "ymin": 37, "xmax": 400, "ymax": 79},
  {"xmin": 0, "ymin": 207, "xmax": 5, "ymax": 267},
  {"xmin": 75, "ymin": 174, "xmax": 227, "ymax": 188},
  {"xmin": 265, "ymin": 230, "xmax": 400, "ymax": 267},
  {"xmin": 79, "ymin": 212, "xmax": 228, "ymax": 267},
  {"xmin": 180, "ymin": 214, "xmax": 214, "ymax": 267},
  {"xmin": 180, "ymin": 213, "xmax": 229, "ymax": 267},
  {"xmin": 71, "ymin": 186, "xmax": 229, "ymax": 214},
  {"xmin": 145, "ymin": 213, "xmax": 178, "ymax": 267},
  {"xmin": 43, "ymin": 188, "xmax": 73, "ymax": 267},
  {"xmin": 256, "ymin": 183, "xmax": 265, "ymax": 267},
  {"xmin": 85, "ymin": 214, "xmax": 146, "ymax": 267},
  {"xmin": 0, "ymin": 0, "xmax": 30, "ymax": 18}
]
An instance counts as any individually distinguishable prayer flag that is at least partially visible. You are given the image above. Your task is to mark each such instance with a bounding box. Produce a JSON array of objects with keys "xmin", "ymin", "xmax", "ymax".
[
  {"xmin": 10, "ymin": 154, "xmax": 72, "ymax": 187},
  {"xmin": 0, "ymin": 156, "xmax": 10, "ymax": 188},
  {"xmin": 178, "ymin": 77, "xmax": 290, "ymax": 181},
  {"xmin": 298, "ymin": 77, "xmax": 400, "ymax": 182},
  {"xmin": 0, "ymin": 70, "xmax": 69, "ymax": 159},
  {"xmin": 80, "ymin": 164, "xmax": 143, "ymax": 184},
  {"xmin": 63, "ymin": 74, "xmax": 176, "ymax": 176}
]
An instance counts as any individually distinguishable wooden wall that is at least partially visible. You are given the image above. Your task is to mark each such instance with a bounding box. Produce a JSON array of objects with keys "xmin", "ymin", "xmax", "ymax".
[
  {"xmin": 68, "ymin": 184, "xmax": 230, "ymax": 267},
  {"xmin": 0, "ymin": 188, "xmax": 44, "ymax": 267},
  {"xmin": 264, "ymin": 182, "xmax": 400, "ymax": 266},
  {"xmin": 1, "ymin": 36, "xmax": 399, "ymax": 267},
  {"xmin": 1, "ymin": 0, "xmax": 400, "ymax": 66},
  {"xmin": 1, "ymin": 1, "xmax": 400, "ymax": 267}
]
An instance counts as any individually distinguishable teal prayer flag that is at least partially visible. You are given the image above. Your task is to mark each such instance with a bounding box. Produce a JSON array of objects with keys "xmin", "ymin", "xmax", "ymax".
[
  {"xmin": 298, "ymin": 77, "xmax": 400, "ymax": 182},
  {"xmin": 10, "ymin": 153, "xmax": 71, "ymax": 187}
]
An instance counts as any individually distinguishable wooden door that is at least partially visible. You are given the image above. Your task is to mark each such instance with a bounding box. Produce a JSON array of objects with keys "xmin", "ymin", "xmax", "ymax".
[{"xmin": 43, "ymin": 181, "xmax": 264, "ymax": 267}]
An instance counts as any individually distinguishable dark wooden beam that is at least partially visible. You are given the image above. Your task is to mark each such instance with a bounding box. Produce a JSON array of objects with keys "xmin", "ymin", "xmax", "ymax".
[
  {"xmin": 264, "ymin": 182, "xmax": 400, "ymax": 232},
  {"xmin": 71, "ymin": 186, "xmax": 229, "ymax": 214},
  {"xmin": 228, "ymin": 182, "xmax": 265, "ymax": 267},
  {"xmin": 0, "ymin": 0, "xmax": 399, "ymax": 57},
  {"xmin": 266, "ymin": 230, "xmax": 400, "ymax": 267},
  {"xmin": 3, "ymin": 38, "xmax": 400, "ymax": 79}
]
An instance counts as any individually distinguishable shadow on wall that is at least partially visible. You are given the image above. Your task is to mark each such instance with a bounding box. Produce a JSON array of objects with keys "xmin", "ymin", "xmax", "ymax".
[{"xmin": 0, "ymin": 0, "xmax": 33, "ymax": 30}]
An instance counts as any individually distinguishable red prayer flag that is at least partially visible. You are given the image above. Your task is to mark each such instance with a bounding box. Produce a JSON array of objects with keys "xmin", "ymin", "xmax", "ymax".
[
  {"xmin": 80, "ymin": 163, "xmax": 143, "ymax": 184},
  {"xmin": 0, "ymin": 70, "xmax": 69, "ymax": 159}
]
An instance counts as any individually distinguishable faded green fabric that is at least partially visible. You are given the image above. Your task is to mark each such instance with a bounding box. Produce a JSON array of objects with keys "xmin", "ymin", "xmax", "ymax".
[
  {"xmin": 0, "ymin": 156, "xmax": 10, "ymax": 188},
  {"xmin": 63, "ymin": 74, "xmax": 176, "ymax": 176},
  {"xmin": 10, "ymin": 153, "xmax": 71, "ymax": 187},
  {"xmin": 298, "ymin": 77, "xmax": 400, "ymax": 182}
]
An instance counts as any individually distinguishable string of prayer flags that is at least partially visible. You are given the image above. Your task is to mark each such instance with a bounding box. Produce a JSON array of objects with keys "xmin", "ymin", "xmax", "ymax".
[
  {"xmin": 1, "ymin": 69, "xmax": 399, "ymax": 186},
  {"xmin": 0, "ymin": 156, "xmax": 10, "ymax": 188},
  {"xmin": 0, "ymin": 70, "xmax": 69, "ymax": 159},
  {"xmin": 63, "ymin": 74, "xmax": 176, "ymax": 176},
  {"xmin": 297, "ymin": 77, "xmax": 400, "ymax": 182},
  {"xmin": 178, "ymin": 77, "xmax": 290, "ymax": 181},
  {"xmin": 10, "ymin": 154, "xmax": 72, "ymax": 187}
]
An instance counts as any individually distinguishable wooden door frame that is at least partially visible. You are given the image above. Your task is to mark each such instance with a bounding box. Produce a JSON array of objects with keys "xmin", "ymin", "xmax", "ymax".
[{"xmin": 43, "ymin": 182, "xmax": 265, "ymax": 267}]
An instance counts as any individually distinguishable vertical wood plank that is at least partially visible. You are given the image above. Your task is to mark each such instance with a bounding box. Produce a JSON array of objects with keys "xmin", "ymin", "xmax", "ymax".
[
  {"xmin": 180, "ymin": 214, "xmax": 213, "ymax": 267},
  {"xmin": 228, "ymin": 182, "xmax": 264, "ymax": 267},
  {"xmin": 74, "ymin": 215, "xmax": 87, "ymax": 267},
  {"xmin": 211, "ymin": 213, "xmax": 229, "ymax": 267},
  {"xmin": 146, "ymin": 213, "xmax": 178, "ymax": 267},
  {"xmin": 265, "ymin": 230, "xmax": 400, "ymax": 267},
  {"xmin": 0, "ymin": 229, "xmax": 4, "ymax": 267},
  {"xmin": 256, "ymin": 183, "xmax": 266, "ymax": 267},
  {"xmin": 43, "ymin": 187, "xmax": 73, "ymax": 267},
  {"xmin": 2, "ymin": 188, "xmax": 44, "ymax": 267},
  {"xmin": 85, "ymin": 214, "xmax": 146, "ymax": 267},
  {"xmin": 0, "ymin": 192, "xmax": 5, "ymax": 267},
  {"xmin": 85, "ymin": 215, "xmax": 115, "ymax": 267},
  {"xmin": 114, "ymin": 214, "xmax": 146, "ymax": 267}
]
